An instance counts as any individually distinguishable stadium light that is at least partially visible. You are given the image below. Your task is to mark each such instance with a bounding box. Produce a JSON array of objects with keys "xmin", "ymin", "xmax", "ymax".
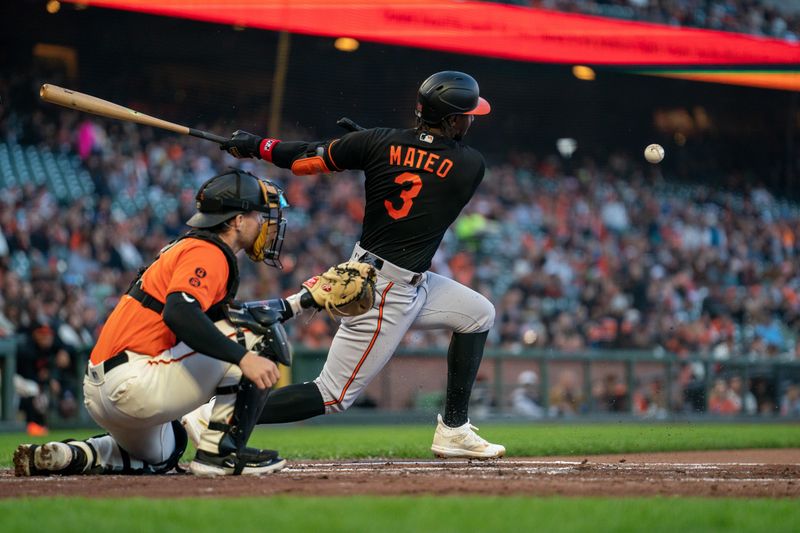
[
  {"xmin": 557, "ymin": 138, "xmax": 577, "ymax": 159},
  {"xmin": 572, "ymin": 65, "xmax": 596, "ymax": 81},
  {"xmin": 334, "ymin": 37, "xmax": 360, "ymax": 52}
]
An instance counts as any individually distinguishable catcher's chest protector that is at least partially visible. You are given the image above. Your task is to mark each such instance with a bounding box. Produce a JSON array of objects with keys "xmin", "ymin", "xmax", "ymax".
[{"xmin": 126, "ymin": 230, "xmax": 240, "ymax": 320}]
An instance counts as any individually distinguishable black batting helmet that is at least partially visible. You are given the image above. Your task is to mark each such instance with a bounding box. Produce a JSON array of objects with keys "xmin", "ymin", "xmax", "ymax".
[{"xmin": 415, "ymin": 71, "xmax": 491, "ymax": 124}]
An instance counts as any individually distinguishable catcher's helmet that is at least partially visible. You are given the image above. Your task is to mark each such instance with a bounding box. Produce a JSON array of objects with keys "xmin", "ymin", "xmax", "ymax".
[
  {"xmin": 415, "ymin": 71, "xmax": 491, "ymax": 124},
  {"xmin": 187, "ymin": 168, "xmax": 288, "ymax": 267},
  {"xmin": 187, "ymin": 169, "xmax": 276, "ymax": 228}
]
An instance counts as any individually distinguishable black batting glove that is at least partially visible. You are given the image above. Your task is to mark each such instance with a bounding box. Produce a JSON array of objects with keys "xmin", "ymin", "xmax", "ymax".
[{"xmin": 220, "ymin": 130, "xmax": 263, "ymax": 159}]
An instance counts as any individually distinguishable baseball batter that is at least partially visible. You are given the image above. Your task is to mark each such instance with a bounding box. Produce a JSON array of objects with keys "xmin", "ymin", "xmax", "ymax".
[
  {"xmin": 14, "ymin": 169, "xmax": 375, "ymax": 477},
  {"xmin": 221, "ymin": 71, "xmax": 505, "ymax": 458}
]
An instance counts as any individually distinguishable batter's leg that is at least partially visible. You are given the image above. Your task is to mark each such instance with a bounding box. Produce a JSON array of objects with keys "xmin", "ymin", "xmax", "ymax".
[
  {"xmin": 315, "ymin": 277, "xmax": 422, "ymax": 413},
  {"xmin": 413, "ymin": 271, "xmax": 496, "ymax": 424},
  {"xmin": 260, "ymin": 266, "xmax": 435, "ymax": 425},
  {"xmin": 258, "ymin": 381, "xmax": 325, "ymax": 424},
  {"xmin": 413, "ymin": 272, "xmax": 495, "ymax": 334},
  {"xmin": 443, "ymin": 330, "xmax": 489, "ymax": 427},
  {"xmin": 413, "ymin": 273, "xmax": 504, "ymax": 458},
  {"xmin": 259, "ymin": 275, "xmax": 422, "ymax": 424}
]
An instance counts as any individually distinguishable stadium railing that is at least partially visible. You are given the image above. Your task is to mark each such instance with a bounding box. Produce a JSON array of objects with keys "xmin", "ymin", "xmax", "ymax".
[
  {"xmin": 292, "ymin": 347, "xmax": 800, "ymax": 419},
  {"xmin": 2, "ymin": 342, "xmax": 798, "ymax": 428},
  {"xmin": 0, "ymin": 337, "xmax": 17, "ymax": 428}
]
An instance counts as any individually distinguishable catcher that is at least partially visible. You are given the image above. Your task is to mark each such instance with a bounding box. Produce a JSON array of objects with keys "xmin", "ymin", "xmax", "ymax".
[{"xmin": 13, "ymin": 168, "xmax": 375, "ymax": 477}]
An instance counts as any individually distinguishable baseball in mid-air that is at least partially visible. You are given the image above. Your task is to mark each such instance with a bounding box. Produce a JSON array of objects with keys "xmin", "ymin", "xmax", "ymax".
[{"xmin": 644, "ymin": 143, "xmax": 665, "ymax": 164}]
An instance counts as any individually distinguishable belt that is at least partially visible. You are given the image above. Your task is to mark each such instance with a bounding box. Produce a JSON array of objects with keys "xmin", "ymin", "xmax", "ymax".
[
  {"xmin": 86, "ymin": 351, "xmax": 129, "ymax": 376},
  {"xmin": 357, "ymin": 250, "xmax": 422, "ymax": 285}
]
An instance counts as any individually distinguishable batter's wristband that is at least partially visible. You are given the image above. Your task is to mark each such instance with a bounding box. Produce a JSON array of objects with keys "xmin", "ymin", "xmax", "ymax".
[{"xmin": 258, "ymin": 138, "xmax": 281, "ymax": 162}]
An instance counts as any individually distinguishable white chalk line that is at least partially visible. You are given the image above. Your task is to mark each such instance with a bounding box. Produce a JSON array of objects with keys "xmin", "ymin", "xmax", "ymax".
[
  {"xmin": 287, "ymin": 460, "xmax": 794, "ymax": 468},
  {"xmin": 282, "ymin": 460, "xmax": 798, "ymax": 483}
]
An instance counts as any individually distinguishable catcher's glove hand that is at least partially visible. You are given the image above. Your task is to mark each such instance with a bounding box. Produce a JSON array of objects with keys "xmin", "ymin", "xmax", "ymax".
[
  {"xmin": 302, "ymin": 261, "xmax": 377, "ymax": 318},
  {"xmin": 220, "ymin": 130, "xmax": 263, "ymax": 159}
]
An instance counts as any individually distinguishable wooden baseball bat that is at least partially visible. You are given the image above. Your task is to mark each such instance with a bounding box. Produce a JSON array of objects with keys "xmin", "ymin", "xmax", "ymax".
[{"xmin": 39, "ymin": 84, "xmax": 228, "ymax": 144}]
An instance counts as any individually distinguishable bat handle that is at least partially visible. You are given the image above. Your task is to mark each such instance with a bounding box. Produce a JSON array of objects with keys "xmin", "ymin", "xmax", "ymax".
[
  {"xmin": 336, "ymin": 117, "xmax": 365, "ymax": 132},
  {"xmin": 189, "ymin": 128, "xmax": 229, "ymax": 144}
]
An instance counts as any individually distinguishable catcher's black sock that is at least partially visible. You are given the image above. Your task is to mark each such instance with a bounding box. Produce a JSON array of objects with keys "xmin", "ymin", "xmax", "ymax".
[
  {"xmin": 258, "ymin": 382, "xmax": 325, "ymax": 424},
  {"xmin": 443, "ymin": 330, "xmax": 489, "ymax": 428}
]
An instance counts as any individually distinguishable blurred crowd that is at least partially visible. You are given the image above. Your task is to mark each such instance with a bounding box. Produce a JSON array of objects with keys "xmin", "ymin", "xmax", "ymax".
[
  {"xmin": 488, "ymin": 0, "xmax": 800, "ymax": 41},
  {"xmin": 502, "ymin": 365, "xmax": 800, "ymax": 419},
  {"xmin": 1, "ymin": 71, "xmax": 799, "ymax": 429}
]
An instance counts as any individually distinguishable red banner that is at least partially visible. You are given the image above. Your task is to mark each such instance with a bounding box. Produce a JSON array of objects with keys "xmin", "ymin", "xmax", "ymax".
[{"xmin": 67, "ymin": 0, "xmax": 800, "ymax": 66}]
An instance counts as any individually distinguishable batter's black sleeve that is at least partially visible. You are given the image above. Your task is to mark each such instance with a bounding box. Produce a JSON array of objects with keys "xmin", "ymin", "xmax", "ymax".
[
  {"xmin": 270, "ymin": 141, "xmax": 313, "ymax": 168},
  {"xmin": 269, "ymin": 130, "xmax": 376, "ymax": 171},
  {"xmin": 162, "ymin": 292, "xmax": 247, "ymax": 365}
]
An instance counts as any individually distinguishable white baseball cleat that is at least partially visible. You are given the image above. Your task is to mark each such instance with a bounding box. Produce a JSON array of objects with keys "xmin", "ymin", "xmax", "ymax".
[
  {"xmin": 14, "ymin": 442, "xmax": 89, "ymax": 476},
  {"xmin": 431, "ymin": 414, "xmax": 506, "ymax": 459}
]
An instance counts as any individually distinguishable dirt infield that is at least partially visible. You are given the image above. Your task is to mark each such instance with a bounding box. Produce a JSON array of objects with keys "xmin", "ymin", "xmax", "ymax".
[{"xmin": 2, "ymin": 449, "xmax": 798, "ymax": 499}]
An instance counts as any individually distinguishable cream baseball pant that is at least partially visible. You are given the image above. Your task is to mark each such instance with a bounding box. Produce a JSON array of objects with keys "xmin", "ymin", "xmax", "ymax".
[
  {"xmin": 81, "ymin": 320, "xmax": 255, "ymax": 473},
  {"xmin": 313, "ymin": 243, "xmax": 495, "ymax": 413}
]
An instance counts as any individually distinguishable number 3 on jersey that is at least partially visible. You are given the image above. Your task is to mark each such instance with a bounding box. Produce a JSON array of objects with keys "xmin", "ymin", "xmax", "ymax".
[{"xmin": 384, "ymin": 172, "xmax": 422, "ymax": 220}]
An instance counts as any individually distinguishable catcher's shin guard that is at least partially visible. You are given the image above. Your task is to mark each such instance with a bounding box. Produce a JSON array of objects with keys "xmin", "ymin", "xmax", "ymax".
[{"xmin": 202, "ymin": 378, "xmax": 271, "ymax": 475}]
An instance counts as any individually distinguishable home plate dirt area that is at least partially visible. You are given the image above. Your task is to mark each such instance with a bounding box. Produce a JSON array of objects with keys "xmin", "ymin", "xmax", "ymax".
[{"xmin": 2, "ymin": 449, "xmax": 798, "ymax": 499}]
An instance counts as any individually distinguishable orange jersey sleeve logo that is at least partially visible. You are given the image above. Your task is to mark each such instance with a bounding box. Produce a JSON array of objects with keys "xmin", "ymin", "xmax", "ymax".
[{"xmin": 164, "ymin": 241, "xmax": 229, "ymax": 311}]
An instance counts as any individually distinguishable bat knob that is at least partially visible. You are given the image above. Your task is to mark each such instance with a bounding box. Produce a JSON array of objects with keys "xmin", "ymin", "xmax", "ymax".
[{"xmin": 336, "ymin": 117, "xmax": 364, "ymax": 132}]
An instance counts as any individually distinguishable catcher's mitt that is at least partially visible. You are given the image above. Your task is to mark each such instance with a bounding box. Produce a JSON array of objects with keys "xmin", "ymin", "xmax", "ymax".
[{"xmin": 302, "ymin": 261, "xmax": 377, "ymax": 318}]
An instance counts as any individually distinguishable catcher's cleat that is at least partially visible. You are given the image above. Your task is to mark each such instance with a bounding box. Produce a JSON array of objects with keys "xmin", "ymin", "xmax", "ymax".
[
  {"xmin": 431, "ymin": 414, "xmax": 506, "ymax": 459},
  {"xmin": 13, "ymin": 442, "xmax": 89, "ymax": 476},
  {"xmin": 182, "ymin": 404, "xmax": 281, "ymax": 467},
  {"xmin": 189, "ymin": 448, "xmax": 286, "ymax": 477}
]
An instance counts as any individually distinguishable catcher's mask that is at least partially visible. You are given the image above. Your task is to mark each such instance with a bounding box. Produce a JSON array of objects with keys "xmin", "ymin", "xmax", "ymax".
[
  {"xmin": 415, "ymin": 71, "xmax": 491, "ymax": 125},
  {"xmin": 187, "ymin": 168, "xmax": 288, "ymax": 268}
]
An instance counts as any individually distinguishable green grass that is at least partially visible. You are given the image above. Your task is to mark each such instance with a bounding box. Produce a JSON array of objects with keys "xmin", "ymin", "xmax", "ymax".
[
  {"xmin": 2, "ymin": 496, "xmax": 799, "ymax": 533},
  {"xmin": 3, "ymin": 424, "xmax": 798, "ymax": 532},
  {"xmin": 2, "ymin": 422, "xmax": 799, "ymax": 465},
  {"xmin": 246, "ymin": 422, "xmax": 800, "ymax": 459}
]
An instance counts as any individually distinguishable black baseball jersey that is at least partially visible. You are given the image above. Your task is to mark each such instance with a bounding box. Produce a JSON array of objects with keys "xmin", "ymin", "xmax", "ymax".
[{"xmin": 271, "ymin": 128, "xmax": 485, "ymax": 272}]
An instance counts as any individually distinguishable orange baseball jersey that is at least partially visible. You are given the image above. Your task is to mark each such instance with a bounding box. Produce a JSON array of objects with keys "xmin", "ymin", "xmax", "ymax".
[{"xmin": 90, "ymin": 239, "xmax": 229, "ymax": 364}]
